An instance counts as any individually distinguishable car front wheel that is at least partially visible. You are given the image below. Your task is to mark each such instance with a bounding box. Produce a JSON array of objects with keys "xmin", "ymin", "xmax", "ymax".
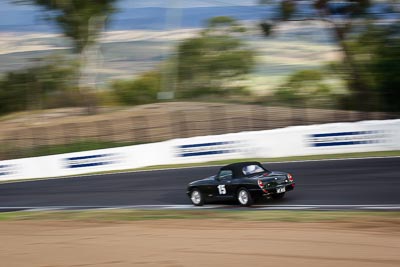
[
  {"xmin": 237, "ymin": 188, "xmax": 253, "ymax": 206},
  {"xmin": 190, "ymin": 189, "xmax": 204, "ymax": 206}
]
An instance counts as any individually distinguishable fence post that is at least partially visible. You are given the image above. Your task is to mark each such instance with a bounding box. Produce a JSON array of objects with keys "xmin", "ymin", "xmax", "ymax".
[
  {"xmin": 130, "ymin": 116, "xmax": 137, "ymax": 143},
  {"xmin": 177, "ymin": 111, "xmax": 188, "ymax": 138},
  {"xmin": 211, "ymin": 105, "xmax": 226, "ymax": 135},
  {"xmin": 208, "ymin": 107, "xmax": 214, "ymax": 135},
  {"xmin": 73, "ymin": 123, "xmax": 80, "ymax": 149},
  {"xmin": 250, "ymin": 105, "xmax": 255, "ymax": 131},
  {"xmin": 303, "ymin": 103, "xmax": 309, "ymax": 125},
  {"xmin": 139, "ymin": 116, "xmax": 149, "ymax": 143},
  {"xmin": 263, "ymin": 106, "xmax": 269, "ymax": 130},
  {"xmin": 108, "ymin": 119, "xmax": 114, "ymax": 143}
]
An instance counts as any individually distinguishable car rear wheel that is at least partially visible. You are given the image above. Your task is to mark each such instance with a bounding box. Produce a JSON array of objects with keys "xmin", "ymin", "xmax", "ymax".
[
  {"xmin": 190, "ymin": 189, "xmax": 204, "ymax": 206},
  {"xmin": 271, "ymin": 192, "xmax": 285, "ymax": 200},
  {"xmin": 237, "ymin": 188, "xmax": 253, "ymax": 206}
]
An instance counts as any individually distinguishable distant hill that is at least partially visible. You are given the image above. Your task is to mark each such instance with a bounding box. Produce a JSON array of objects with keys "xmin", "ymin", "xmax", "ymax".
[
  {"xmin": 0, "ymin": 0, "xmax": 397, "ymax": 33},
  {"xmin": 0, "ymin": 0, "xmax": 397, "ymax": 92},
  {"xmin": 111, "ymin": 6, "xmax": 272, "ymax": 31},
  {"xmin": 0, "ymin": 4, "xmax": 272, "ymax": 33}
]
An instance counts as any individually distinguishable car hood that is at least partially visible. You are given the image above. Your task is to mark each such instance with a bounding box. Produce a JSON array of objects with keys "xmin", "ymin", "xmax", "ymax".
[{"xmin": 189, "ymin": 175, "xmax": 215, "ymax": 185}]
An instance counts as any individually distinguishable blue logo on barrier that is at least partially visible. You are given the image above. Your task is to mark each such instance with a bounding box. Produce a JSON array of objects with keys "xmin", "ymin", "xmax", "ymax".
[
  {"xmin": 308, "ymin": 131, "xmax": 385, "ymax": 147},
  {"xmin": 177, "ymin": 141, "xmax": 239, "ymax": 157},
  {"xmin": 0, "ymin": 164, "xmax": 16, "ymax": 176},
  {"xmin": 65, "ymin": 154, "xmax": 117, "ymax": 169}
]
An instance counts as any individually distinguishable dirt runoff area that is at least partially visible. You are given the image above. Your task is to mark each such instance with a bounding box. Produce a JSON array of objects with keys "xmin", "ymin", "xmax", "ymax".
[{"xmin": 1, "ymin": 219, "xmax": 400, "ymax": 267}]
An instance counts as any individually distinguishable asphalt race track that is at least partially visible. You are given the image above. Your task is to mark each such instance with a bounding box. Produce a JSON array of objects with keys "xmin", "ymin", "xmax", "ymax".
[{"xmin": 0, "ymin": 157, "xmax": 399, "ymax": 210}]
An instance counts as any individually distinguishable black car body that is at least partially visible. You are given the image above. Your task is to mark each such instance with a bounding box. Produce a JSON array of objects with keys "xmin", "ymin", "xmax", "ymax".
[{"xmin": 187, "ymin": 161, "xmax": 295, "ymax": 206}]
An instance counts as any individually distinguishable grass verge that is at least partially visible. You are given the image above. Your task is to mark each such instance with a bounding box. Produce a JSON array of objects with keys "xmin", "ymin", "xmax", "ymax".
[{"xmin": 0, "ymin": 210, "xmax": 399, "ymax": 223}]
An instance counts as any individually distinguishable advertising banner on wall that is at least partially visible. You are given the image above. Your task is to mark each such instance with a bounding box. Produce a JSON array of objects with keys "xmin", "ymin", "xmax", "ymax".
[{"xmin": 0, "ymin": 119, "xmax": 398, "ymax": 181}]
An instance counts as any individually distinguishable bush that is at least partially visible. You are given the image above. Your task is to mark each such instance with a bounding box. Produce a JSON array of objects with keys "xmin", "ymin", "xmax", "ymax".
[
  {"xmin": 0, "ymin": 57, "xmax": 77, "ymax": 115},
  {"xmin": 111, "ymin": 71, "xmax": 161, "ymax": 105},
  {"xmin": 274, "ymin": 70, "xmax": 338, "ymax": 108}
]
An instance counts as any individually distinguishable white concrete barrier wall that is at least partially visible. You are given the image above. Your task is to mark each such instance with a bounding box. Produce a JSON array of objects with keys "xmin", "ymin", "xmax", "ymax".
[{"xmin": 1, "ymin": 119, "xmax": 399, "ymax": 181}]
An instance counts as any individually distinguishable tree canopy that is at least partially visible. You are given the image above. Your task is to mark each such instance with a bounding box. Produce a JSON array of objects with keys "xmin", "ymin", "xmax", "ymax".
[
  {"xmin": 345, "ymin": 24, "xmax": 400, "ymax": 112},
  {"xmin": 17, "ymin": 0, "xmax": 117, "ymax": 53},
  {"xmin": 259, "ymin": 0, "xmax": 399, "ymax": 112},
  {"xmin": 175, "ymin": 16, "xmax": 255, "ymax": 98},
  {"xmin": 0, "ymin": 56, "xmax": 77, "ymax": 115}
]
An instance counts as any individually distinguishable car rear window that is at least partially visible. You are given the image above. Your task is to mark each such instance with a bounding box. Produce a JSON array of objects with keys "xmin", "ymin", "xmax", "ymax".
[{"xmin": 242, "ymin": 165, "xmax": 265, "ymax": 175}]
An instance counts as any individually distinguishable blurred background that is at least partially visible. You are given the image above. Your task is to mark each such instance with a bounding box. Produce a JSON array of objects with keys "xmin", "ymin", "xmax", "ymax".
[{"xmin": 0, "ymin": 0, "xmax": 399, "ymax": 160}]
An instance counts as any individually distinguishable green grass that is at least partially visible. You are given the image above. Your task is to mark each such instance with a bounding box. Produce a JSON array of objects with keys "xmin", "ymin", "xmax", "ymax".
[{"xmin": 0, "ymin": 210, "xmax": 399, "ymax": 223}]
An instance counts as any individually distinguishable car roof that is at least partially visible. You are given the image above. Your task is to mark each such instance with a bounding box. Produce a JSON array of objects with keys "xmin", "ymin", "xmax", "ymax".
[{"xmin": 220, "ymin": 161, "xmax": 264, "ymax": 178}]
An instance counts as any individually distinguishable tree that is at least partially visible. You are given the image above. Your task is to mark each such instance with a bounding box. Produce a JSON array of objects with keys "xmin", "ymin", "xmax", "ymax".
[
  {"xmin": 345, "ymin": 24, "xmax": 400, "ymax": 112},
  {"xmin": 175, "ymin": 16, "xmax": 255, "ymax": 98},
  {"xmin": 16, "ymin": 0, "xmax": 117, "ymax": 54},
  {"xmin": 14, "ymin": 0, "xmax": 118, "ymax": 113},
  {"xmin": 259, "ymin": 0, "xmax": 396, "ymax": 111},
  {"xmin": 0, "ymin": 56, "xmax": 77, "ymax": 115},
  {"xmin": 372, "ymin": 31, "xmax": 400, "ymax": 112}
]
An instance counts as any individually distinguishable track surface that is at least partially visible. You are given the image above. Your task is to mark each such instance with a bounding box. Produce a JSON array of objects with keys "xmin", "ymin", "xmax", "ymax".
[{"xmin": 0, "ymin": 157, "xmax": 399, "ymax": 208}]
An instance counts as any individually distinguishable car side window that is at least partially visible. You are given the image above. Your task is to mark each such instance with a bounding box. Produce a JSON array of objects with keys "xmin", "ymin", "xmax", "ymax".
[{"xmin": 218, "ymin": 170, "xmax": 233, "ymax": 180}]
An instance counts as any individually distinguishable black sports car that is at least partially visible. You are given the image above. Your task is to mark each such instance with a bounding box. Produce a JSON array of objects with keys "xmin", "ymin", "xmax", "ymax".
[{"xmin": 187, "ymin": 161, "xmax": 295, "ymax": 206}]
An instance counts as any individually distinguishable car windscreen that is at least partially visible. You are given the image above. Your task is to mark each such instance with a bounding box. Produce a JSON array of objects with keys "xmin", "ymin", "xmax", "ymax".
[{"xmin": 242, "ymin": 164, "xmax": 266, "ymax": 176}]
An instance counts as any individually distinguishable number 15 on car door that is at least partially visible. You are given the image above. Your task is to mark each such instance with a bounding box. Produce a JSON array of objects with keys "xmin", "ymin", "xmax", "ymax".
[{"xmin": 217, "ymin": 185, "xmax": 226, "ymax": 195}]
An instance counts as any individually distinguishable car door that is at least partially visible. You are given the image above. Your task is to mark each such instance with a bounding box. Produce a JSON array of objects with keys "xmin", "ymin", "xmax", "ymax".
[{"xmin": 213, "ymin": 170, "xmax": 235, "ymax": 200}]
